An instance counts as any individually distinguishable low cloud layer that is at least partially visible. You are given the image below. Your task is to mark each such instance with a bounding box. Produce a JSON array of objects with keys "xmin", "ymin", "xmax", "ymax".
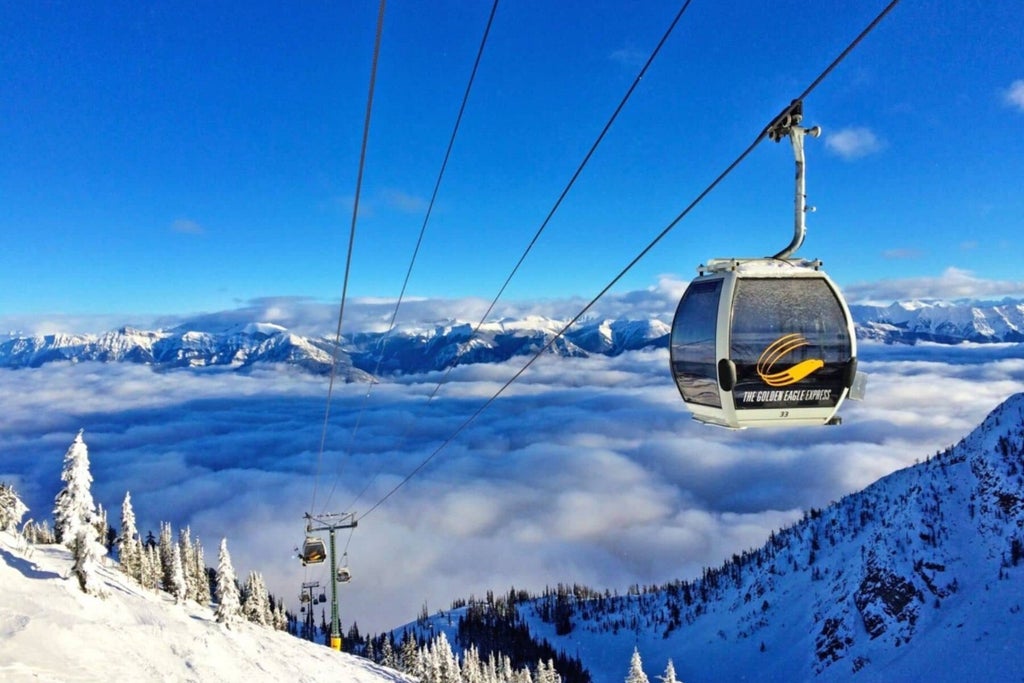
[
  {"xmin": 845, "ymin": 266, "xmax": 1024, "ymax": 304},
  {"xmin": 3, "ymin": 328, "xmax": 1023, "ymax": 633}
]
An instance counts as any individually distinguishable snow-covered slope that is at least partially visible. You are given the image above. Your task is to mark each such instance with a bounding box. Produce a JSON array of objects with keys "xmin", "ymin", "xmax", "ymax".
[
  {"xmin": 0, "ymin": 531, "xmax": 411, "ymax": 682},
  {"xmin": 405, "ymin": 394, "xmax": 1024, "ymax": 682}
]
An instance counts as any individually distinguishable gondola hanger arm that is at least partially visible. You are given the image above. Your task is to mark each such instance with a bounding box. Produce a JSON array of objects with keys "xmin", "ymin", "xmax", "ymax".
[{"xmin": 766, "ymin": 100, "xmax": 821, "ymax": 260}]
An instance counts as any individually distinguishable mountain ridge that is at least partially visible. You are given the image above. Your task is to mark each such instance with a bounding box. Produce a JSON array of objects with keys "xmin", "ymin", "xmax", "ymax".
[{"xmin": 3, "ymin": 298, "xmax": 1022, "ymax": 376}]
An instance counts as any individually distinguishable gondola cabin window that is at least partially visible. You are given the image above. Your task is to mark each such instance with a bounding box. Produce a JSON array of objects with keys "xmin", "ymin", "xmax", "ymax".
[
  {"xmin": 670, "ymin": 279, "xmax": 722, "ymax": 408},
  {"xmin": 729, "ymin": 277, "xmax": 851, "ymax": 410}
]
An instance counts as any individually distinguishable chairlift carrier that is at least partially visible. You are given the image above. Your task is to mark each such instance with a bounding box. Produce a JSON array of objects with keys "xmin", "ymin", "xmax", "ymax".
[
  {"xmin": 337, "ymin": 551, "xmax": 352, "ymax": 584},
  {"xmin": 300, "ymin": 536, "xmax": 327, "ymax": 566},
  {"xmin": 669, "ymin": 101, "xmax": 864, "ymax": 429}
]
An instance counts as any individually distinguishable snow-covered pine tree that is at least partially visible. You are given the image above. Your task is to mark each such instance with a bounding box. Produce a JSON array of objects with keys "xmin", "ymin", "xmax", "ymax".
[
  {"xmin": 421, "ymin": 637, "xmax": 441, "ymax": 683},
  {"xmin": 53, "ymin": 430, "xmax": 97, "ymax": 547},
  {"xmin": 537, "ymin": 658, "xmax": 560, "ymax": 683},
  {"xmin": 214, "ymin": 538, "xmax": 242, "ymax": 626},
  {"xmin": 380, "ymin": 634, "xmax": 397, "ymax": 670},
  {"xmin": 625, "ymin": 648, "xmax": 649, "ymax": 683},
  {"xmin": 482, "ymin": 651, "xmax": 499, "ymax": 683},
  {"xmin": 93, "ymin": 502, "xmax": 109, "ymax": 550},
  {"xmin": 117, "ymin": 491, "xmax": 142, "ymax": 583},
  {"xmin": 242, "ymin": 570, "xmax": 270, "ymax": 625},
  {"xmin": 71, "ymin": 526, "xmax": 107, "ymax": 596},
  {"xmin": 143, "ymin": 542, "xmax": 161, "ymax": 590},
  {"xmin": 268, "ymin": 596, "xmax": 285, "ymax": 631},
  {"xmin": 158, "ymin": 522, "xmax": 175, "ymax": 589},
  {"xmin": 494, "ymin": 652, "xmax": 515, "ymax": 683},
  {"xmin": 0, "ymin": 482, "xmax": 28, "ymax": 532},
  {"xmin": 178, "ymin": 526, "xmax": 198, "ymax": 601},
  {"xmin": 461, "ymin": 644, "xmax": 482, "ymax": 683},
  {"xmin": 192, "ymin": 537, "xmax": 211, "ymax": 606},
  {"xmin": 657, "ymin": 659, "xmax": 679, "ymax": 683},
  {"xmin": 399, "ymin": 632, "xmax": 421, "ymax": 677},
  {"xmin": 169, "ymin": 542, "xmax": 188, "ymax": 603}
]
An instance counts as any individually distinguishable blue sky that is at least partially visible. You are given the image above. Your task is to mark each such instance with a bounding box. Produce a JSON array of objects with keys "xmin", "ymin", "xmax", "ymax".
[{"xmin": 2, "ymin": 0, "xmax": 1023, "ymax": 320}]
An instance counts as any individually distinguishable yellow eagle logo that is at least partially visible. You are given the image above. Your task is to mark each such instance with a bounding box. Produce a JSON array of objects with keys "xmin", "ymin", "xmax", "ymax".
[{"xmin": 756, "ymin": 334, "xmax": 824, "ymax": 387}]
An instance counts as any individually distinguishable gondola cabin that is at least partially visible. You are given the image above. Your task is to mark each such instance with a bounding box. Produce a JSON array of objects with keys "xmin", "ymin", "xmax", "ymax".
[
  {"xmin": 300, "ymin": 536, "xmax": 327, "ymax": 566},
  {"xmin": 337, "ymin": 566, "xmax": 352, "ymax": 584},
  {"xmin": 670, "ymin": 258, "xmax": 861, "ymax": 429}
]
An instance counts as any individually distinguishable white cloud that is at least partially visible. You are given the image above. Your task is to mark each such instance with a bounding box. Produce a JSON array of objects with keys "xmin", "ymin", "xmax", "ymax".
[
  {"xmin": 881, "ymin": 248, "xmax": 924, "ymax": 260},
  {"xmin": 171, "ymin": 218, "xmax": 205, "ymax": 235},
  {"xmin": 824, "ymin": 126, "xmax": 883, "ymax": 160},
  {"xmin": 4, "ymin": 338, "xmax": 1024, "ymax": 634},
  {"xmin": 844, "ymin": 267, "xmax": 1024, "ymax": 304},
  {"xmin": 4, "ymin": 287, "xmax": 1024, "ymax": 632},
  {"xmin": 380, "ymin": 188, "xmax": 430, "ymax": 214},
  {"xmin": 609, "ymin": 47, "xmax": 646, "ymax": 70},
  {"xmin": 1004, "ymin": 79, "xmax": 1024, "ymax": 111}
]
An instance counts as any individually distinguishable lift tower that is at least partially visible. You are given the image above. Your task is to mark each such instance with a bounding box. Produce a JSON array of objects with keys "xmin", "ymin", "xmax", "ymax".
[{"xmin": 303, "ymin": 512, "xmax": 357, "ymax": 650}]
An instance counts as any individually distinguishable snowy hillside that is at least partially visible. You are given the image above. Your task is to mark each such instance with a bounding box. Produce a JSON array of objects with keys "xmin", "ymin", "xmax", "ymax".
[
  {"xmin": 0, "ymin": 531, "xmax": 411, "ymax": 683},
  {"xmin": 401, "ymin": 394, "xmax": 1024, "ymax": 682}
]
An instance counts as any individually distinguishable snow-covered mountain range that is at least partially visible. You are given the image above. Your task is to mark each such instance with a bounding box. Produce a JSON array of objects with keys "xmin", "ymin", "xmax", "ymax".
[
  {"xmin": 852, "ymin": 298, "xmax": 1024, "ymax": 344},
  {"xmin": 392, "ymin": 392, "xmax": 1024, "ymax": 682},
  {"xmin": 3, "ymin": 298, "xmax": 1022, "ymax": 377},
  {"xmin": 0, "ymin": 317, "xmax": 669, "ymax": 377}
]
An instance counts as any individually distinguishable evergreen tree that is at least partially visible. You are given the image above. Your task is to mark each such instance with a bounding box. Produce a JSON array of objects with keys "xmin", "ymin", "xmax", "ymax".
[
  {"xmin": 400, "ymin": 632, "xmax": 421, "ymax": 676},
  {"xmin": 625, "ymin": 648, "xmax": 649, "ymax": 683},
  {"xmin": 24, "ymin": 519, "xmax": 56, "ymax": 544},
  {"xmin": 193, "ymin": 539, "xmax": 211, "ymax": 606},
  {"xmin": 178, "ymin": 526, "xmax": 197, "ymax": 601},
  {"xmin": 0, "ymin": 482, "xmax": 29, "ymax": 532},
  {"xmin": 657, "ymin": 660, "xmax": 679, "ymax": 683},
  {"xmin": 117, "ymin": 491, "xmax": 142, "ymax": 583},
  {"xmin": 93, "ymin": 502, "xmax": 109, "ymax": 550},
  {"xmin": 53, "ymin": 430, "xmax": 97, "ymax": 547},
  {"xmin": 158, "ymin": 522, "xmax": 175, "ymax": 589},
  {"xmin": 214, "ymin": 538, "xmax": 242, "ymax": 626},
  {"xmin": 267, "ymin": 595, "xmax": 285, "ymax": 631},
  {"xmin": 242, "ymin": 571, "xmax": 270, "ymax": 625},
  {"xmin": 143, "ymin": 543, "xmax": 161, "ymax": 590},
  {"xmin": 71, "ymin": 526, "xmax": 107, "ymax": 597},
  {"xmin": 431, "ymin": 632, "xmax": 460, "ymax": 683},
  {"xmin": 380, "ymin": 633, "xmax": 397, "ymax": 670},
  {"xmin": 537, "ymin": 659, "xmax": 560, "ymax": 683},
  {"xmin": 169, "ymin": 542, "xmax": 188, "ymax": 603}
]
